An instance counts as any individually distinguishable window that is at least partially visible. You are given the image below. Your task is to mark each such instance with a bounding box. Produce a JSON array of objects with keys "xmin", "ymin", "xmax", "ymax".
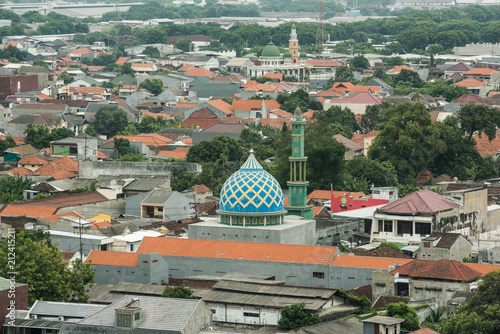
[
  {"xmin": 313, "ymin": 272, "xmax": 324, "ymax": 279},
  {"xmin": 415, "ymin": 222, "xmax": 431, "ymax": 235},
  {"xmin": 244, "ymin": 312, "xmax": 259, "ymax": 317},
  {"xmin": 294, "ymin": 147, "xmax": 298, "ymax": 153},
  {"xmin": 294, "ymin": 137, "xmax": 298, "ymax": 142},
  {"xmin": 424, "ymin": 242, "xmax": 431, "ymax": 248},
  {"xmin": 383, "ymin": 220, "xmax": 393, "ymax": 232},
  {"xmin": 294, "ymin": 125, "xmax": 298, "ymax": 130}
]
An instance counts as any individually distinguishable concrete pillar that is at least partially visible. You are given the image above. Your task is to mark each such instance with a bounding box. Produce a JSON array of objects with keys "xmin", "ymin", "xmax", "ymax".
[
  {"xmin": 392, "ymin": 220, "xmax": 396, "ymax": 236},
  {"xmin": 230, "ymin": 216, "xmax": 232, "ymax": 226},
  {"xmin": 412, "ymin": 221, "xmax": 415, "ymax": 236},
  {"xmin": 243, "ymin": 217, "xmax": 246, "ymax": 227},
  {"xmin": 264, "ymin": 217, "xmax": 267, "ymax": 226}
]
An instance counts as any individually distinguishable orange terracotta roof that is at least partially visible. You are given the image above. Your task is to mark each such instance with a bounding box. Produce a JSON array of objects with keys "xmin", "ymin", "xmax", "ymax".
[
  {"xmin": 69, "ymin": 87, "xmax": 106, "ymax": 95},
  {"xmin": 0, "ymin": 206, "xmax": 57, "ymax": 219},
  {"xmin": 463, "ymin": 68, "xmax": 499, "ymax": 76},
  {"xmin": 181, "ymin": 139, "xmax": 192, "ymax": 145},
  {"xmin": 122, "ymin": 85, "xmax": 137, "ymax": 89},
  {"xmin": 97, "ymin": 150, "xmax": 109, "ymax": 159},
  {"xmin": 131, "ymin": 63, "xmax": 155, "ymax": 68},
  {"xmin": 308, "ymin": 59, "xmax": 343, "ymax": 67},
  {"xmin": 488, "ymin": 91, "xmax": 500, "ymax": 97},
  {"xmin": 5, "ymin": 167, "xmax": 32, "ymax": 176},
  {"xmin": 182, "ymin": 118, "xmax": 220, "ymax": 129},
  {"xmin": 115, "ymin": 57, "xmax": 129, "ymax": 65},
  {"xmin": 86, "ymin": 250, "xmax": 138, "ymax": 267},
  {"xmin": 331, "ymin": 254, "xmax": 413, "ymax": 269},
  {"xmin": 68, "ymin": 48, "xmax": 92, "ymax": 55},
  {"xmin": 178, "ymin": 64, "xmax": 195, "ymax": 72},
  {"xmin": 308, "ymin": 190, "xmax": 364, "ymax": 200},
  {"xmin": 185, "ymin": 68, "xmax": 216, "ymax": 78},
  {"xmin": 262, "ymin": 73, "xmax": 284, "ymax": 80},
  {"xmin": 92, "ymin": 221, "xmax": 112, "ymax": 228},
  {"xmin": 112, "ymin": 134, "xmax": 172, "ymax": 147},
  {"xmin": 140, "ymin": 110, "xmax": 172, "ymax": 119},
  {"xmin": 191, "ymin": 184, "xmax": 210, "ymax": 193},
  {"xmin": 207, "ymin": 99, "xmax": 233, "ymax": 115},
  {"xmin": 177, "ymin": 102, "xmax": 198, "ymax": 108},
  {"xmin": 260, "ymin": 118, "xmax": 285, "ymax": 129},
  {"xmin": 244, "ymin": 84, "xmax": 283, "ymax": 93},
  {"xmin": 32, "ymin": 157, "xmax": 78, "ymax": 177},
  {"xmin": 392, "ymin": 259, "xmax": 482, "ymax": 281},
  {"xmin": 157, "ymin": 149, "xmax": 188, "ymax": 160},
  {"xmin": 18, "ymin": 154, "xmax": 48, "ymax": 166},
  {"xmin": 82, "ymin": 66, "xmax": 105, "ymax": 70},
  {"xmin": 43, "ymin": 211, "xmax": 82, "ymax": 221},
  {"xmin": 231, "ymin": 99, "xmax": 280, "ymax": 112},
  {"xmin": 302, "ymin": 110, "xmax": 320, "ymax": 119},
  {"xmin": 463, "ymin": 263, "xmax": 500, "ymax": 275},
  {"xmin": 388, "ymin": 65, "xmax": 415, "ymax": 74},
  {"xmin": 454, "ymin": 78, "xmax": 488, "ymax": 88},
  {"xmin": 312, "ymin": 206, "xmax": 323, "ymax": 216},
  {"xmin": 36, "ymin": 93, "xmax": 52, "ymax": 100},
  {"xmin": 241, "ymin": 80, "xmax": 258, "ymax": 88},
  {"xmin": 472, "ymin": 131, "xmax": 500, "ymax": 157},
  {"xmin": 137, "ymin": 237, "xmax": 338, "ymax": 265}
]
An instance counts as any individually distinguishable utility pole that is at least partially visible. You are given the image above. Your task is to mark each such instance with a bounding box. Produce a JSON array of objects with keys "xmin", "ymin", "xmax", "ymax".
[
  {"xmin": 315, "ymin": 0, "xmax": 327, "ymax": 57},
  {"xmin": 79, "ymin": 217, "xmax": 83, "ymax": 262}
]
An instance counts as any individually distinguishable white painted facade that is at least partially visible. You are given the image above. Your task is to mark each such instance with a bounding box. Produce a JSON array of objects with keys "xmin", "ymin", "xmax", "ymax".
[{"xmin": 207, "ymin": 303, "xmax": 281, "ymax": 326}]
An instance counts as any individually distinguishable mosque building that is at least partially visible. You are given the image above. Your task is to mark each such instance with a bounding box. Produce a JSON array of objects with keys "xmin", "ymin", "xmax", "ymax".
[
  {"xmin": 246, "ymin": 24, "xmax": 309, "ymax": 82},
  {"xmin": 188, "ymin": 108, "xmax": 316, "ymax": 245}
]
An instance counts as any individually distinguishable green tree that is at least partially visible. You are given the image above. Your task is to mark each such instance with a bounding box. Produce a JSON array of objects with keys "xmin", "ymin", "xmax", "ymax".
[
  {"xmin": 313, "ymin": 106, "xmax": 360, "ymax": 139},
  {"xmin": 278, "ymin": 303, "xmax": 321, "ymax": 331},
  {"xmin": 187, "ymin": 135, "xmax": 242, "ymax": 164},
  {"xmin": 161, "ymin": 285, "xmax": 197, "ymax": 299},
  {"xmin": 143, "ymin": 45, "xmax": 161, "ymax": 58},
  {"xmin": 360, "ymin": 103, "xmax": 390, "ymax": 132},
  {"xmin": 120, "ymin": 63, "xmax": 135, "ymax": 77},
  {"xmin": 457, "ymin": 103, "xmax": 500, "ymax": 142},
  {"xmin": 115, "ymin": 153, "xmax": 148, "ymax": 162},
  {"xmin": 386, "ymin": 302, "xmax": 420, "ymax": 331},
  {"xmin": 368, "ymin": 102, "xmax": 447, "ymax": 182},
  {"xmin": 0, "ymin": 176, "xmax": 34, "ymax": 203},
  {"xmin": 345, "ymin": 156, "xmax": 398, "ymax": 188},
  {"xmin": 138, "ymin": 78, "xmax": 164, "ymax": 96},
  {"xmin": 378, "ymin": 242, "xmax": 403, "ymax": 253},
  {"xmin": 175, "ymin": 38, "xmax": 194, "ymax": 52},
  {"xmin": 0, "ymin": 229, "xmax": 94, "ymax": 305},
  {"xmin": 32, "ymin": 59, "xmax": 49, "ymax": 68},
  {"xmin": 113, "ymin": 137, "xmax": 130, "ymax": 156},
  {"xmin": 58, "ymin": 72, "xmax": 74, "ymax": 85},
  {"xmin": 392, "ymin": 69, "xmax": 424, "ymax": 88},
  {"xmin": 90, "ymin": 106, "xmax": 129, "ymax": 138},
  {"xmin": 24, "ymin": 124, "xmax": 75, "ymax": 150},
  {"xmin": 351, "ymin": 54, "xmax": 370, "ymax": 71},
  {"xmin": 0, "ymin": 135, "xmax": 16, "ymax": 153},
  {"xmin": 442, "ymin": 269, "xmax": 500, "ymax": 334},
  {"xmin": 335, "ymin": 66, "xmax": 354, "ymax": 82}
]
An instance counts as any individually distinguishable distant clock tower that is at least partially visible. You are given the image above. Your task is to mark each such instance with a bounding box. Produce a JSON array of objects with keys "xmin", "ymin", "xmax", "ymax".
[
  {"xmin": 289, "ymin": 23, "xmax": 299, "ymax": 65},
  {"xmin": 285, "ymin": 107, "xmax": 313, "ymax": 219}
]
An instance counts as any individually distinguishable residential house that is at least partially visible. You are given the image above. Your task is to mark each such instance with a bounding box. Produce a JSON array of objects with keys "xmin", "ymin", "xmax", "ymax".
[
  {"xmin": 59, "ymin": 295, "xmax": 212, "ymax": 334},
  {"xmin": 203, "ymin": 281, "xmax": 346, "ymax": 326},
  {"xmin": 63, "ymin": 115, "xmax": 88, "ymax": 134},
  {"xmin": 17, "ymin": 65, "xmax": 50, "ymax": 88},
  {"xmin": 454, "ymin": 78, "xmax": 489, "ymax": 96},
  {"xmin": 184, "ymin": 68, "xmax": 217, "ymax": 82},
  {"xmin": 444, "ymin": 62, "xmax": 474, "ymax": 79},
  {"xmin": 363, "ymin": 78, "xmax": 394, "ymax": 95},
  {"xmin": 193, "ymin": 123, "xmax": 245, "ymax": 144},
  {"xmin": 3, "ymin": 144, "xmax": 38, "ymax": 162},
  {"xmin": 181, "ymin": 54, "xmax": 218, "ymax": 70},
  {"xmin": 17, "ymin": 154, "xmax": 50, "ymax": 171},
  {"xmin": 67, "ymin": 48, "xmax": 93, "ymax": 62},
  {"xmin": 371, "ymin": 188, "xmax": 487, "ymax": 244},
  {"xmin": 225, "ymin": 57, "xmax": 253, "ymax": 74},
  {"xmin": 5, "ymin": 112, "xmax": 66, "ymax": 137},
  {"xmin": 462, "ymin": 67, "xmax": 500, "ymax": 82},
  {"xmin": 416, "ymin": 232, "xmax": 473, "ymax": 261},
  {"xmin": 240, "ymin": 83, "xmax": 283, "ymax": 99},
  {"xmin": 323, "ymin": 92, "xmax": 382, "ymax": 115},
  {"xmin": 50, "ymin": 134, "xmax": 98, "ymax": 161},
  {"xmin": 11, "ymin": 103, "xmax": 70, "ymax": 118},
  {"xmin": 352, "ymin": 131, "xmax": 378, "ymax": 156},
  {"xmin": 181, "ymin": 107, "xmax": 221, "ymax": 129},
  {"xmin": 333, "ymin": 134, "xmax": 363, "ymax": 159},
  {"xmin": 122, "ymin": 177, "xmax": 171, "ymax": 197},
  {"xmin": 443, "ymin": 94, "xmax": 495, "ymax": 113},
  {"xmin": 231, "ymin": 99, "xmax": 281, "ymax": 119},
  {"xmin": 182, "ymin": 184, "xmax": 213, "ymax": 204},
  {"xmin": 362, "ymin": 316, "xmax": 404, "ymax": 334},
  {"xmin": 0, "ymin": 75, "xmax": 39, "ymax": 101},
  {"xmin": 387, "ymin": 65, "xmax": 416, "ymax": 75},
  {"xmin": 372, "ymin": 258, "xmax": 486, "ymax": 307},
  {"xmin": 140, "ymin": 188, "xmax": 195, "ymax": 221},
  {"xmin": 169, "ymin": 34, "xmax": 213, "ymax": 48},
  {"xmin": 131, "ymin": 63, "xmax": 158, "ymax": 75}
]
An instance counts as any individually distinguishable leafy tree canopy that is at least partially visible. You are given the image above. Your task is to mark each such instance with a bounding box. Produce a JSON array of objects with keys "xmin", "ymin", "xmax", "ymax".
[
  {"xmin": 138, "ymin": 78, "xmax": 164, "ymax": 96},
  {"xmin": 90, "ymin": 106, "xmax": 129, "ymax": 138},
  {"xmin": 0, "ymin": 229, "xmax": 94, "ymax": 305},
  {"xmin": 278, "ymin": 303, "xmax": 320, "ymax": 331},
  {"xmin": 386, "ymin": 302, "xmax": 420, "ymax": 331},
  {"xmin": 0, "ymin": 176, "xmax": 34, "ymax": 203},
  {"xmin": 334, "ymin": 66, "xmax": 354, "ymax": 83},
  {"xmin": 24, "ymin": 124, "xmax": 75, "ymax": 150},
  {"xmin": 161, "ymin": 285, "xmax": 197, "ymax": 299},
  {"xmin": 457, "ymin": 103, "xmax": 500, "ymax": 142},
  {"xmin": 378, "ymin": 242, "xmax": 403, "ymax": 253}
]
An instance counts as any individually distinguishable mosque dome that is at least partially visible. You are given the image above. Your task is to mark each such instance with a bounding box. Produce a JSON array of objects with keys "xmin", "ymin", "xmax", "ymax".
[
  {"xmin": 299, "ymin": 52, "xmax": 307, "ymax": 58},
  {"xmin": 283, "ymin": 51, "xmax": 292, "ymax": 58},
  {"xmin": 219, "ymin": 151, "xmax": 285, "ymax": 216},
  {"xmin": 261, "ymin": 42, "xmax": 281, "ymax": 58}
]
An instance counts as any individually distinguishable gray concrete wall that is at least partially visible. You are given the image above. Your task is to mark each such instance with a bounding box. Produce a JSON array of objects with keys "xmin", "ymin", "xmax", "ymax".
[
  {"xmin": 79, "ymin": 160, "xmax": 201, "ymax": 178},
  {"xmin": 59, "ymin": 198, "xmax": 126, "ymax": 217},
  {"xmin": 125, "ymin": 192, "xmax": 149, "ymax": 217},
  {"xmin": 193, "ymin": 132, "xmax": 240, "ymax": 145},
  {"xmin": 91, "ymin": 253, "xmax": 169, "ymax": 285},
  {"xmin": 184, "ymin": 302, "xmax": 213, "ymax": 334},
  {"xmin": 188, "ymin": 219, "xmax": 316, "ymax": 246},
  {"xmin": 49, "ymin": 232, "xmax": 106, "ymax": 256},
  {"xmin": 317, "ymin": 220, "xmax": 362, "ymax": 246},
  {"xmin": 164, "ymin": 192, "xmax": 195, "ymax": 222}
]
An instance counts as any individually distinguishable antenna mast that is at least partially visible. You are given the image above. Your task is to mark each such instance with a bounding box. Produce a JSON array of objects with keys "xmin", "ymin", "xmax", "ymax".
[{"xmin": 315, "ymin": 0, "xmax": 326, "ymax": 57}]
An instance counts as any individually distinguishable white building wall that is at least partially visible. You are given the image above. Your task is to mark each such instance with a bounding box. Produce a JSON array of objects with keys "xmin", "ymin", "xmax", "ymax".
[{"xmin": 206, "ymin": 303, "xmax": 280, "ymax": 326}]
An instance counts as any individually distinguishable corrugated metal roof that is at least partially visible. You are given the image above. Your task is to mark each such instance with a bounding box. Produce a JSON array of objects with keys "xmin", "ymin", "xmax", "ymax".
[
  {"xmin": 141, "ymin": 189, "xmax": 176, "ymax": 205},
  {"xmin": 30, "ymin": 301, "xmax": 106, "ymax": 318},
  {"xmin": 213, "ymin": 281, "xmax": 335, "ymax": 299},
  {"xmin": 4, "ymin": 319, "xmax": 63, "ymax": 329},
  {"xmin": 78, "ymin": 295, "xmax": 202, "ymax": 332}
]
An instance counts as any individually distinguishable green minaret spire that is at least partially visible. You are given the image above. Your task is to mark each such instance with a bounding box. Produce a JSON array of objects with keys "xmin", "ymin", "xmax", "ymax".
[{"xmin": 285, "ymin": 107, "xmax": 313, "ymax": 219}]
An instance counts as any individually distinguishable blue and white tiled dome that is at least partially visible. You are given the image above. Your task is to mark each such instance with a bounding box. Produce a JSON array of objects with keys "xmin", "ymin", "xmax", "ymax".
[{"xmin": 219, "ymin": 152, "xmax": 284, "ymax": 214}]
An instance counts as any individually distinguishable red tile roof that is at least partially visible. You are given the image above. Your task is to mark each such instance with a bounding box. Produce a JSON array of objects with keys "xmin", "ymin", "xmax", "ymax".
[
  {"xmin": 379, "ymin": 190, "xmax": 459, "ymax": 214},
  {"xmin": 388, "ymin": 65, "xmax": 415, "ymax": 74},
  {"xmin": 131, "ymin": 63, "xmax": 155, "ymax": 68},
  {"xmin": 112, "ymin": 134, "xmax": 172, "ymax": 147},
  {"xmin": 463, "ymin": 263, "xmax": 500, "ymax": 275},
  {"xmin": 157, "ymin": 148, "xmax": 188, "ymax": 160},
  {"xmin": 367, "ymin": 247, "xmax": 412, "ymax": 259},
  {"xmin": 69, "ymin": 87, "xmax": 107, "ymax": 95},
  {"xmin": 332, "ymin": 82, "xmax": 356, "ymax": 91},
  {"xmin": 453, "ymin": 94, "xmax": 493, "ymax": 105},
  {"xmin": 185, "ymin": 68, "xmax": 216, "ymax": 78},
  {"xmin": 473, "ymin": 131, "xmax": 500, "ymax": 157},
  {"xmin": 392, "ymin": 259, "xmax": 482, "ymax": 281},
  {"xmin": 463, "ymin": 68, "xmax": 499, "ymax": 76},
  {"xmin": 488, "ymin": 91, "xmax": 500, "ymax": 97},
  {"xmin": 18, "ymin": 154, "xmax": 49, "ymax": 166},
  {"xmin": 31, "ymin": 156, "xmax": 78, "ymax": 177},
  {"xmin": 207, "ymin": 99, "xmax": 233, "ymax": 115},
  {"xmin": 308, "ymin": 59, "xmax": 343, "ymax": 67},
  {"xmin": 86, "ymin": 250, "xmax": 139, "ymax": 267},
  {"xmin": 454, "ymin": 78, "xmax": 488, "ymax": 88},
  {"xmin": 308, "ymin": 190, "xmax": 364, "ymax": 200},
  {"xmin": 68, "ymin": 48, "xmax": 92, "ymax": 55},
  {"xmin": 115, "ymin": 57, "xmax": 129, "ymax": 65},
  {"xmin": 260, "ymin": 118, "xmax": 286, "ymax": 129},
  {"xmin": 244, "ymin": 84, "xmax": 283, "ymax": 93},
  {"xmin": 5, "ymin": 167, "xmax": 32, "ymax": 176},
  {"xmin": 262, "ymin": 73, "xmax": 284, "ymax": 81},
  {"xmin": 331, "ymin": 254, "xmax": 413, "ymax": 269},
  {"xmin": 177, "ymin": 102, "xmax": 199, "ymax": 108},
  {"xmin": 178, "ymin": 64, "xmax": 195, "ymax": 72},
  {"xmin": 43, "ymin": 212, "xmax": 82, "ymax": 221},
  {"xmin": 352, "ymin": 131, "xmax": 378, "ymax": 145},
  {"xmin": 446, "ymin": 62, "xmax": 474, "ymax": 72},
  {"xmin": 137, "ymin": 237, "xmax": 338, "ymax": 265},
  {"xmin": 411, "ymin": 328, "xmax": 441, "ymax": 334},
  {"xmin": 231, "ymin": 99, "xmax": 280, "ymax": 111},
  {"xmin": 191, "ymin": 184, "xmax": 211, "ymax": 193}
]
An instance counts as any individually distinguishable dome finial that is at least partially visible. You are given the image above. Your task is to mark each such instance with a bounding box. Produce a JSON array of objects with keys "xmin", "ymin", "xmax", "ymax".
[
  {"xmin": 249, "ymin": 148, "xmax": 254, "ymax": 154},
  {"xmin": 294, "ymin": 106, "xmax": 302, "ymax": 117}
]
